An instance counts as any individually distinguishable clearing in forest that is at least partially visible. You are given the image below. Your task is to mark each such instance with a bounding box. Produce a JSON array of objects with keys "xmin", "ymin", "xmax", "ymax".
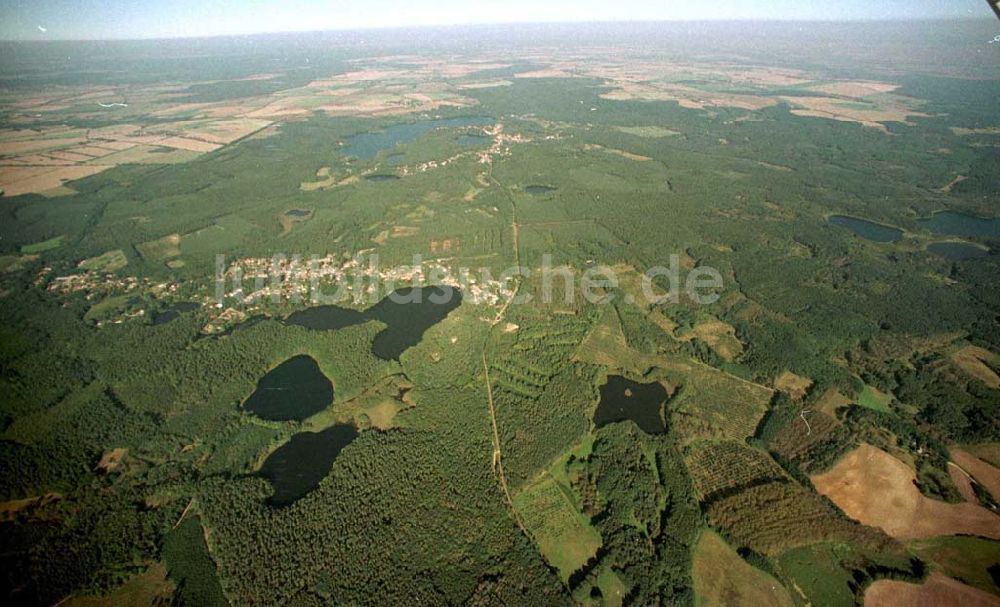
[
  {"xmin": 136, "ymin": 234, "xmax": 182, "ymax": 262},
  {"xmin": 951, "ymin": 345, "xmax": 1000, "ymax": 390},
  {"xmin": 79, "ymin": 249, "xmax": 128, "ymax": 273},
  {"xmin": 62, "ymin": 562, "xmax": 176, "ymax": 607},
  {"xmin": 856, "ymin": 384, "xmax": 892, "ymax": 413},
  {"xmin": 662, "ymin": 357, "xmax": 773, "ymax": 444},
  {"xmin": 513, "ymin": 474, "xmax": 602, "ymax": 582},
  {"xmin": 774, "ymin": 371, "xmax": 813, "ymax": 401},
  {"xmin": 676, "ymin": 319, "xmax": 744, "ymax": 362},
  {"xmin": 614, "ymin": 125, "xmax": 681, "ymax": 138}
]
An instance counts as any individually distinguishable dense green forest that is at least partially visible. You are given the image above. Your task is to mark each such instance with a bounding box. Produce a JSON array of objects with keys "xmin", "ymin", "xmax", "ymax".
[{"xmin": 1, "ymin": 20, "xmax": 999, "ymax": 607}]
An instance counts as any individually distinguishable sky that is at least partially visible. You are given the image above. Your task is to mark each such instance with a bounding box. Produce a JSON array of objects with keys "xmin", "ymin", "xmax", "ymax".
[{"xmin": 0, "ymin": 0, "xmax": 994, "ymax": 40}]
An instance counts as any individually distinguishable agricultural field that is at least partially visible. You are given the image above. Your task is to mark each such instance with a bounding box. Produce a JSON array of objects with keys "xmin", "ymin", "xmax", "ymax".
[
  {"xmin": 812, "ymin": 444, "xmax": 1000, "ymax": 540},
  {"xmin": 908, "ymin": 536, "xmax": 1000, "ymax": 595},
  {"xmin": 0, "ymin": 16, "xmax": 998, "ymax": 607},
  {"xmin": 691, "ymin": 530, "xmax": 794, "ymax": 607},
  {"xmin": 864, "ymin": 572, "xmax": 999, "ymax": 607}
]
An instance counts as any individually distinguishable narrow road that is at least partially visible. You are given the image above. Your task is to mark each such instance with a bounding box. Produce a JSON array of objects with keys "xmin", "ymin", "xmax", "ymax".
[{"xmin": 482, "ymin": 348, "xmax": 527, "ymax": 535}]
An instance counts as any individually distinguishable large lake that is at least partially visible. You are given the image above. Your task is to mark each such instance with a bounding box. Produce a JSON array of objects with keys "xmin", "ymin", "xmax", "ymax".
[
  {"xmin": 917, "ymin": 211, "xmax": 1000, "ymax": 240},
  {"xmin": 285, "ymin": 305, "xmax": 368, "ymax": 330},
  {"xmin": 829, "ymin": 215, "xmax": 903, "ymax": 243},
  {"xmin": 340, "ymin": 117, "xmax": 493, "ymax": 161},
  {"xmin": 243, "ymin": 355, "xmax": 333, "ymax": 421},
  {"xmin": 258, "ymin": 423, "xmax": 358, "ymax": 506},
  {"xmin": 368, "ymin": 286, "xmax": 462, "ymax": 360},
  {"xmin": 927, "ymin": 242, "xmax": 990, "ymax": 261},
  {"xmin": 593, "ymin": 375, "xmax": 668, "ymax": 434},
  {"xmin": 283, "ymin": 286, "xmax": 462, "ymax": 360}
]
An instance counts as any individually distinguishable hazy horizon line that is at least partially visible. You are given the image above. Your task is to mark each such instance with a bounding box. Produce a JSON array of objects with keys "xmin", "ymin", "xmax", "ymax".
[{"xmin": 2, "ymin": 16, "xmax": 994, "ymax": 43}]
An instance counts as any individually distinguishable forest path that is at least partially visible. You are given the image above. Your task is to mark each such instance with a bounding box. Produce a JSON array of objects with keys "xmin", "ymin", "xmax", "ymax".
[
  {"xmin": 479, "ymin": 166, "xmax": 528, "ymax": 535},
  {"xmin": 481, "ymin": 349, "xmax": 527, "ymax": 537}
]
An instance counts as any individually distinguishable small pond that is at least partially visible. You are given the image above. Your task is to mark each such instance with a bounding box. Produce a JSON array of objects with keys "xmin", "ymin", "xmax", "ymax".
[
  {"xmin": 340, "ymin": 116, "xmax": 493, "ymax": 161},
  {"xmin": 525, "ymin": 185, "xmax": 558, "ymax": 195},
  {"xmin": 284, "ymin": 208, "xmax": 312, "ymax": 218},
  {"xmin": 457, "ymin": 134, "xmax": 491, "ymax": 146},
  {"xmin": 593, "ymin": 375, "xmax": 668, "ymax": 434},
  {"xmin": 152, "ymin": 302, "xmax": 200, "ymax": 325},
  {"xmin": 917, "ymin": 211, "xmax": 1000, "ymax": 240},
  {"xmin": 926, "ymin": 242, "xmax": 990, "ymax": 261},
  {"xmin": 259, "ymin": 423, "xmax": 359, "ymax": 507},
  {"xmin": 829, "ymin": 215, "xmax": 903, "ymax": 243},
  {"xmin": 243, "ymin": 355, "xmax": 333, "ymax": 422},
  {"xmin": 365, "ymin": 174, "xmax": 400, "ymax": 182}
]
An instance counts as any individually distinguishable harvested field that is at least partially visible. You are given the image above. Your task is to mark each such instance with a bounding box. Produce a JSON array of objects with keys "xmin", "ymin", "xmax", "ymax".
[
  {"xmin": 864, "ymin": 572, "xmax": 1000, "ymax": 607},
  {"xmin": 965, "ymin": 443, "xmax": 1000, "ymax": 468},
  {"xmin": 0, "ymin": 165, "xmax": 108, "ymax": 196},
  {"xmin": 811, "ymin": 444, "xmax": 1000, "ymax": 540},
  {"xmin": 515, "ymin": 69, "xmax": 576, "ymax": 78},
  {"xmin": 93, "ymin": 145, "xmax": 200, "ymax": 165},
  {"xmin": 781, "ymin": 93, "xmax": 928, "ymax": 131},
  {"xmin": 0, "ymin": 136, "xmax": 89, "ymax": 156},
  {"xmin": 155, "ymin": 136, "xmax": 222, "ymax": 153},
  {"xmin": 951, "ymin": 448, "xmax": 1000, "ymax": 502},
  {"xmin": 808, "ymin": 81, "xmax": 900, "ymax": 97},
  {"xmin": 948, "ymin": 462, "xmax": 979, "ymax": 503},
  {"xmin": 457, "ymin": 80, "xmax": 513, "ymax": 89}
]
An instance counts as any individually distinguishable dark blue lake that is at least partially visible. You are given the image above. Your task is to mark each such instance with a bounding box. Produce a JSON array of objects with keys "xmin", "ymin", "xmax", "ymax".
[
  {"xmin": 917, "ymin": 211, "xmax": 1000, "ymax": 240},
  {"xmin": 927, "ymin": 242, "xmax": 990, "ymax": 261},
  {"xmin": 593, "ymin": 375, "xmax": 668, "ymax": 434},
  {"xmin": 243, "ymin": 355, "xmax": 333, "ymax": 422},
  {"xmin": 259, "ymin": 423, "xmax": 358, "ymax": 507},
  {"xmin": 282, "ymin": 286, "xmax": 462, "ymax": 360},
  {"xmin": 341, "ymin": 116, "xmax": 493, "ymax": 161},
  {"xmin": 829, "ymin": 215, "xmax": 903, "ymax": 243}
]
